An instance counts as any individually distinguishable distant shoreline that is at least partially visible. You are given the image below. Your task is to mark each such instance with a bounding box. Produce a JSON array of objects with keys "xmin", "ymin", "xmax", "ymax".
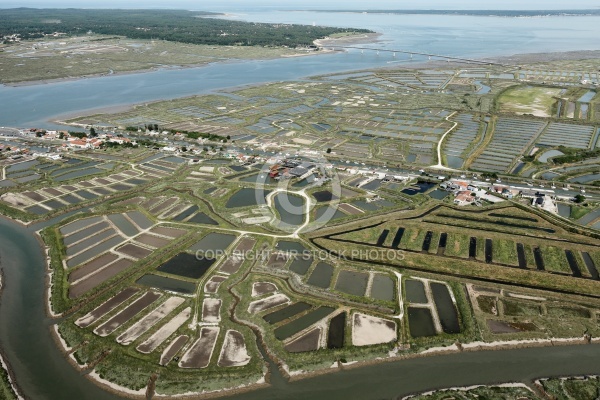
[
  {"xmin": 289, "ymin": 9, "xmax": 600, "ymax": 18},
  {"xmin": 17, "ymin": 47, "xmax": 600, "ymax": 130},
  {"xmin": 7, "ymin": 46, "xmax": 600, "ymax": 90},
  {"xmin": 1, "ymin": 32, "xmax": 377, "ymax": 88}
]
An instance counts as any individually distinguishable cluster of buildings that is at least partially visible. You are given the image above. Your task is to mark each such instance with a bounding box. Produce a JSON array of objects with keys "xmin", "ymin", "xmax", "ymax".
[
  {"xmin": 519, "ymin": 189, "xmax": 559, "ymax": 213},
  {"xmin": 22, "ymin": 129, "xmax": 133, "ymax": 150},
  {"xmin": 441, "ymin": 180, "xmax": 509, "ymax": 206},
  {"xmin": 440, "ymin": 179, "xmax": 563, "ymax": 214},
  {"xmin": 1, "ymin": 34, "xmax": 21, "ymax": 43},
  {"xmin": 0, "ymin": 143, "xmax": 29, "ymax": 160}
]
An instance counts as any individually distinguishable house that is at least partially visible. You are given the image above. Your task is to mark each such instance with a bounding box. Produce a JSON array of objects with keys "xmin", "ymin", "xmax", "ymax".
[
  {"xmin": 67, "ymin": 139, "xmax": 88, "ymax": 149},
  {"xmin": 491, "ymin": 185, "xmax": 508, "ymax": 193},
  {"xmin": 289, "ymin": 161, "xmax": 315, "ymax": 177},
  {"xmin": 454, "ymin": 190, "xmax": 475, "ymax": 206},
  {"xmin": 519, "ymin": 189, "xmax": 540, "ymax": 199},
  {"xmin": 108, "ymin": 136, "xmax": 131, "ymax": 145},
  {"xmin": 501, "ymin": 188, "xmax": 515, "ymax": 199},
  {"xmin": 453, "ymin": 181, "xmax": 469, "ymax": 191}
]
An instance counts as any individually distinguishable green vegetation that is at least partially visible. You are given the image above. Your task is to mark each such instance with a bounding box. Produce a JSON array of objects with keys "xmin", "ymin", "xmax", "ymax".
[
  {"xmin": 540, "ymin": 376, "xmax": 600, "ymax": 400},
  {"xmin": 502, "ymin": 299, "xmax": 541, "ymax": 317},
  {"xmin": 0, "ymin": 8, "xmax": 371, "ymax": 47},
  {"xmin": 497, "ymin": 85, "xmax": 561, "ymax": 117},
  {"xmin": 553, "ymin": 147, "xmax": 600, "ymax": 165},
  {"xmin": 408, "ymin": 384, "xmax": 538, "ymax": 399},
  {"xmin": 574, "ymin": 194, "xmax": 586, "ymax": 204},
  {"xmin": 0, "ymin": 359, "xmax": 17, "ymax": 400},
  {"xmin": 68, "ymin": 131, "xmax": 87, "ymax": 139},
  {"xmin": 570, "ymin": 204, "xmax": 592, "ymax": 219}
]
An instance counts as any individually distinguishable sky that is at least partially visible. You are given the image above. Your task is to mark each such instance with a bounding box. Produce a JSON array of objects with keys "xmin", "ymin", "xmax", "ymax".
[{"xmin": 1, "ymin": 0, "xmax": 599, "ymax": 10}]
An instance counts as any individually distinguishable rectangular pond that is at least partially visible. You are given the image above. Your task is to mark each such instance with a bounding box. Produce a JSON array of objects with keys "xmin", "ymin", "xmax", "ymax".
[
  {"xmin": 405, "ymin": 279, "xmax": 428, "ymax": 304},
  {"xmin": 335, "ymin": 270, "xmax": 368, "ymax": 297},
  {"xmin": 307, "ymin": 262, "xmax": 334, "ymax": 288},
  {"xmin": 60, "ymin": 216, "xmax": 103, "ymax": 236},
  {"xmin": 136, "ymin": 274, "xmax": 196, "ymax": 294},
  {"xmin": 391, "ymin": 228, "xmax": 405, "ymax": 248},
  {"xmin": 315, "ymin": 206, "xmax": 346, "ymax": 222},
  {"xmin": 422, "ymin": 231, "xmax": 433, "ymax": 252},
  {"xmin": 564, "ymin": 250, "xmax": 582, "ymax": 277},
  {"xmin": 63, "ymin": 221, "xmax": 109, "ymax": 246},
  {"xmin": 376, "ymin": 229, "xmax": 390, "ymax": 247},
  {"xmin": 54, "ymin": 167, "xmax": 104, "ymax": 182},
  {"xmin": 127, "ymin": 211, "xmax": 154, "ymax": 230},
  {"xmin": 408, "ymin": 307, "xmax": 437, "ymax": 337},
  {"xmin": 225, "ymin": 188, "xmax": 270, "ymax": 208},
  {"xmin": 173, "ymin": 205, "xmax": 199, "ymax": 221},
  {"xmin": 108, "ymin": 213, "xmax": 139, "ymax": 237},
  {"xmin": 401, "ymin": 181, "xmax": 436, "ymax": 196},
  {"xmin": 370, "ymin": 274, "xmax": 395, "ymax": 301},
  {"xmin": 188, "ymin": 212, "xmax": 218, "ymax": 225},
  {"xmin": 75, "ymin": 190, "xmax": 98, "ymax": 200},
  {"xmin": 327, "ymin": 313, "xmax": 346, "ymax": 349},
  {"xmin": 428, "ymin": 189, "xmax": 450, "ymax": 200},
  {"xmin": 533, "ymin": 247, "xmax": 545, "ymax": 270},
  {"xmin": 66, "ymin": 229, "xmax": 115, "ymax": 257},
  {"xmin": 157, "ymin": 252, "xmax": 214, "ymax": 280},
  {"xmin": 516, "ymin": 243, "xmax": 527, "ymax": 268},
  {"xmin": 274, "ymin": 306, "xmax": 335, "ymax": 340},
  {"xmin": 289, "ymin": 256, "xmax": 313, "ymax": 275},
  {"xmin": 485, "ymin": 239, "xmax": 493, "ymax": 264},
  {"xmin": 469, "ymin": 237, "xmax": 477, "ymax": 259},
  {"xmin": 66, "ymin": 236, "xmax": 124, "ymax": 268},
  {"xmin": 263, "ymin": 302, "xmax": 312, "ymax": 325},
  {"xmin": 581, "ymin": 252, "xmax": 599, "ymax": 280},
  {"xmin": 189, "ymin": 233, "xmax": 236, "ymax": 254},
  {"xmin": 430, "ymin": 283, "xmax": 460, "ymax": 334}
]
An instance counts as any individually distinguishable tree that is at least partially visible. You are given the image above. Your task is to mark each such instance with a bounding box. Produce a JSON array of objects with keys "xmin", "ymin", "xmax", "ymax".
[
  {"xmin": 574, "ymin": 194, "xmax": 586, "ymax": 203},
  {"xmin": 181, "ymin": 146, "xmax": 187, "ymax": 152},
  {"xmin": 68, "ymin": 131, "xmax": 87, "ymax": 139},
  {"xmin": 326, "ymin": 148, "xmax": 331, "ymax": 154},
  {"xmin": 89, "ymin": 127, "xmax": 97, "ymax": 137}
]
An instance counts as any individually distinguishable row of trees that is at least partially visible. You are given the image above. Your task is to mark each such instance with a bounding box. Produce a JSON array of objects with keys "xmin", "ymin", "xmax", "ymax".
[
  {"xmin": 552, "ymin": 146, "xmax": 600, "ymax": 165},
  {"xmin": 0, "ymin": 8, "xmax": 371, "ymax": 48},
  {"xmin": 126, "ymin": 125, "xmax": 228, "ymax": 142}
]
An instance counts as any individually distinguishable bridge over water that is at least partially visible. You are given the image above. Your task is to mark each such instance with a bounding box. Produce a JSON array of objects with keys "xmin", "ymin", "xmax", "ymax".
[{"xmin": 325, "ymin": 45, "xmax": 516, "ymax": 67}]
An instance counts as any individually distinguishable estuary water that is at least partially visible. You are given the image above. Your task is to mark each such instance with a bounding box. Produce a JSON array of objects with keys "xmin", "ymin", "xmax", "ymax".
[{"xmin": 0, "ymin": 12, "xmax": 599, "ymax": 128}]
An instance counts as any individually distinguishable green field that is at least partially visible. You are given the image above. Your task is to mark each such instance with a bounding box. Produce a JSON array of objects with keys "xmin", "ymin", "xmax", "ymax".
[{"xmin": 498, "ymin": 85, "xmax": 562, "ymax": 117}]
